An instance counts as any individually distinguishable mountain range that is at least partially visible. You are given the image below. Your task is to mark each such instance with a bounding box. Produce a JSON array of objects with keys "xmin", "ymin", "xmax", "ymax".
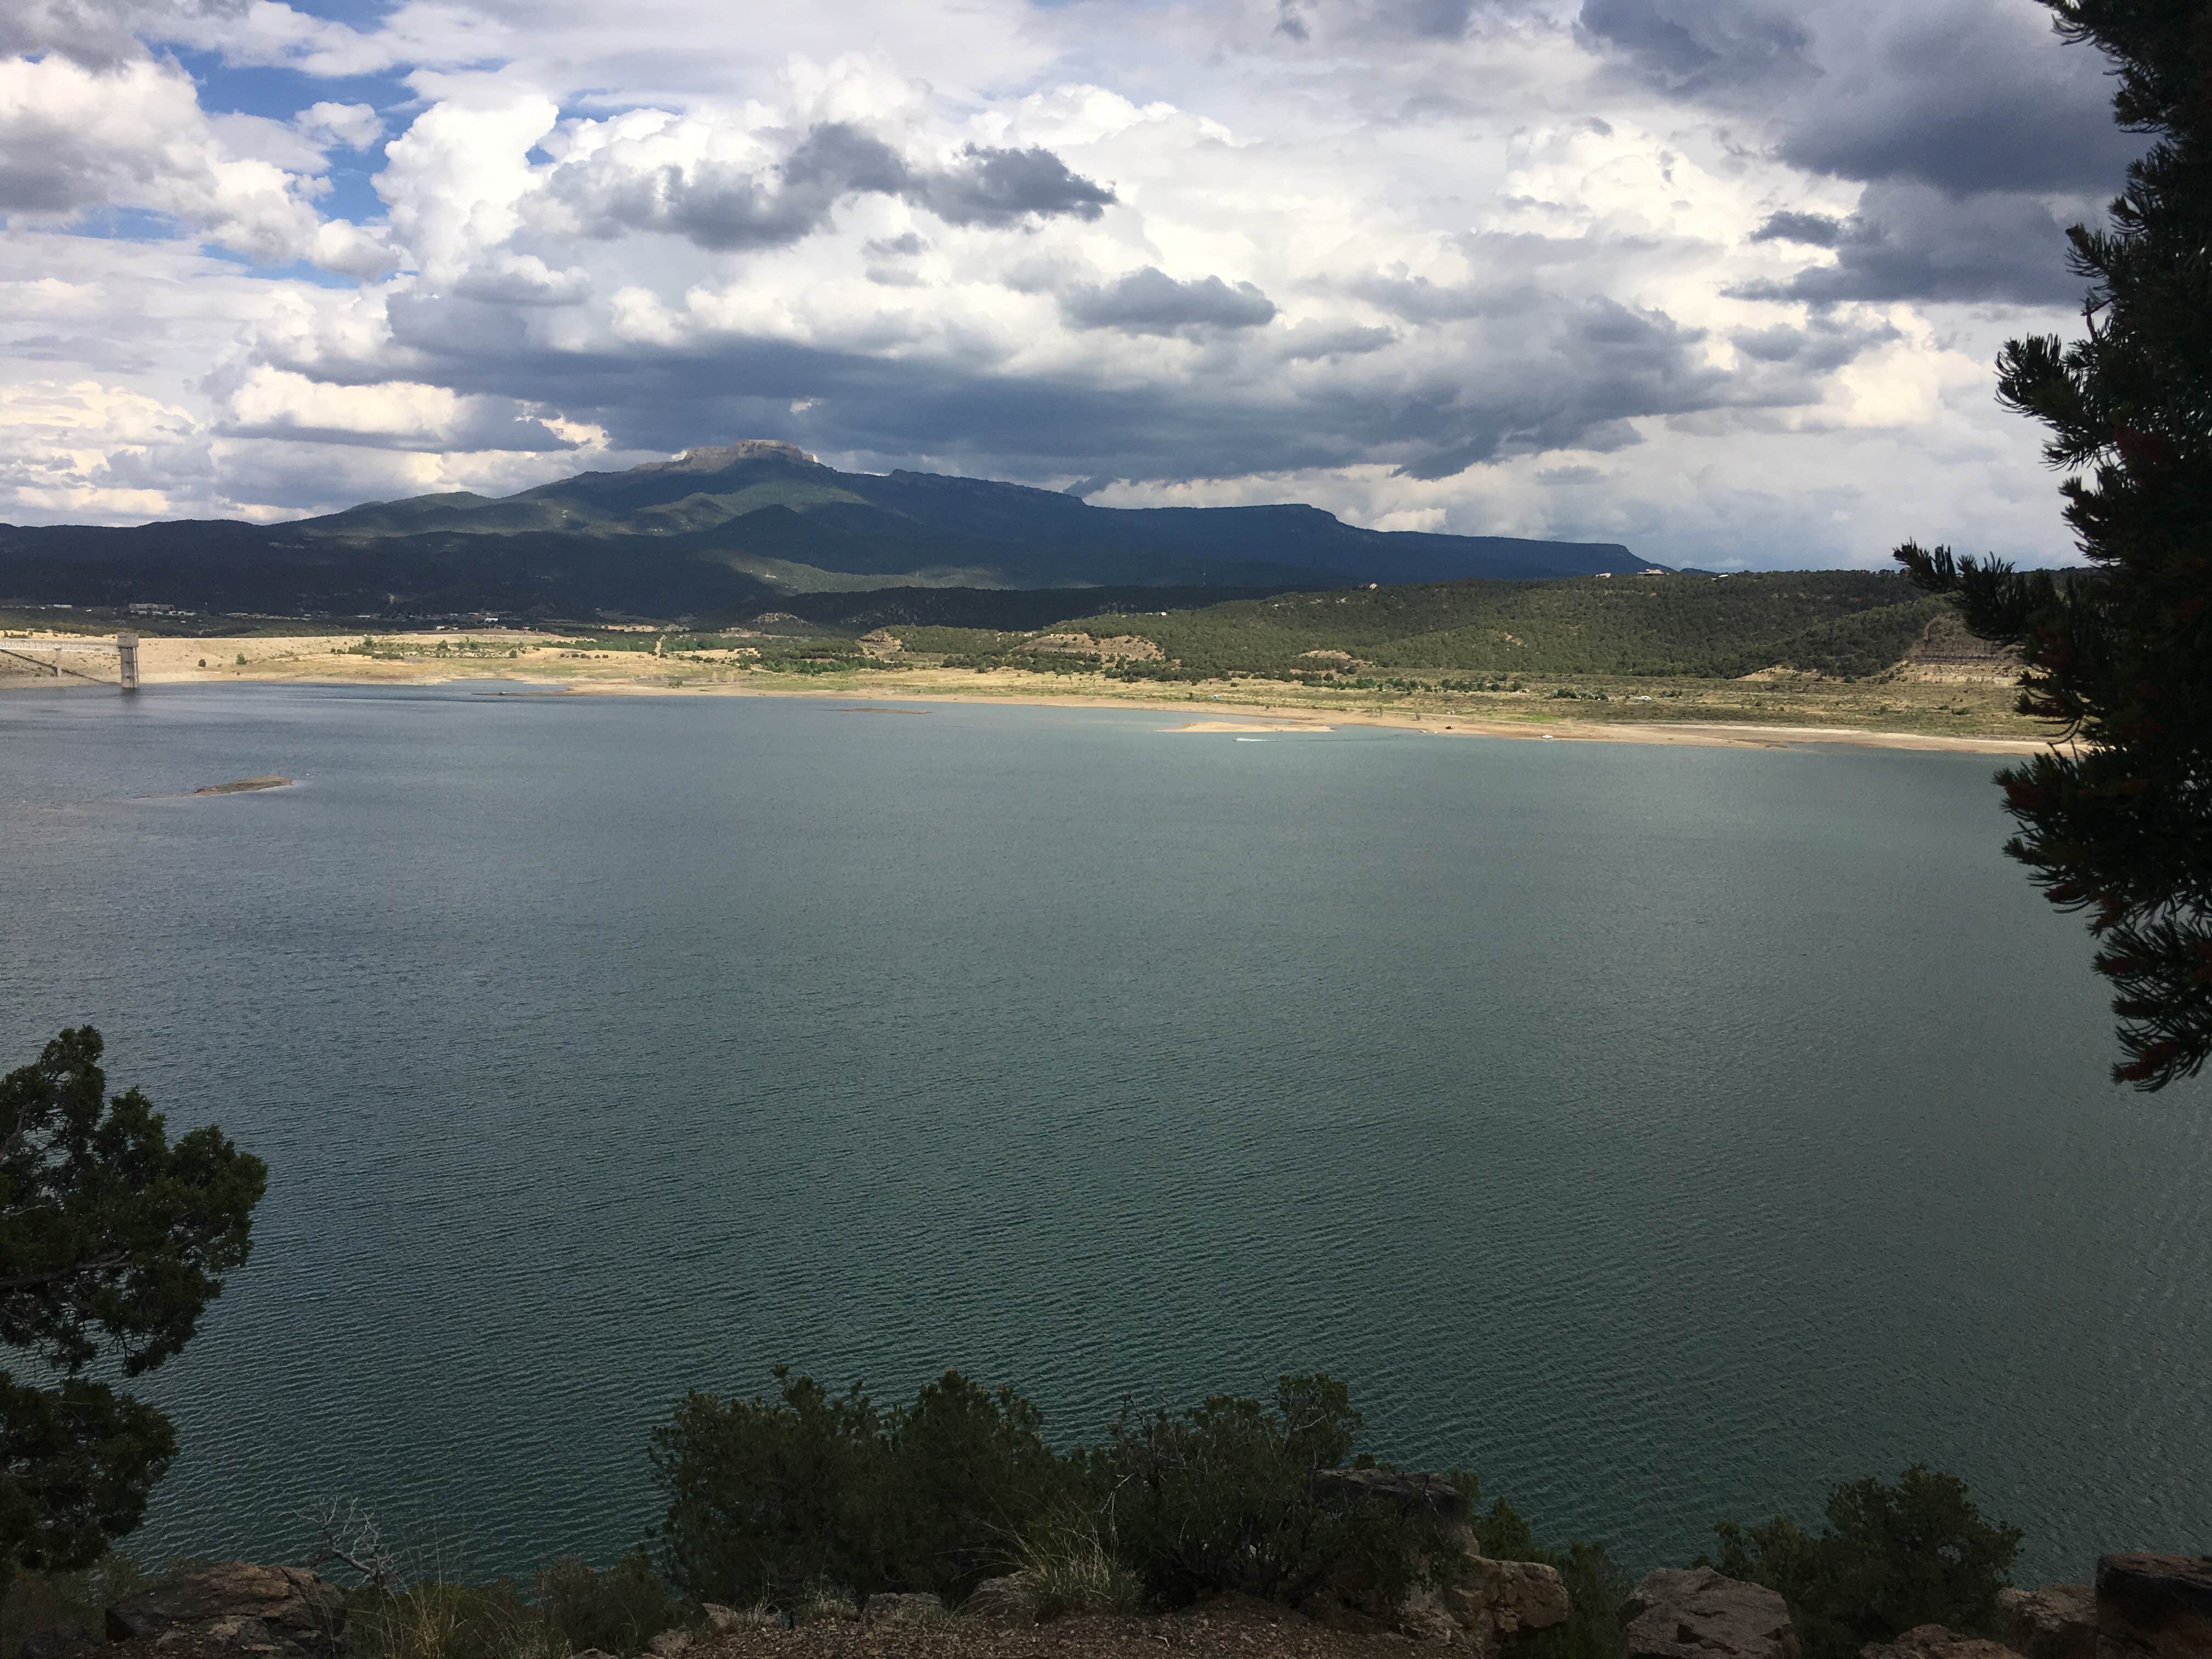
[{"xmin": 0, "ymin": 442, "xmax": 1657, "ymax": 620}]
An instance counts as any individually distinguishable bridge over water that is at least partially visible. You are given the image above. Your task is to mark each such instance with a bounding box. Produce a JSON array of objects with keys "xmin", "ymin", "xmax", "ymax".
[{"xmin": 0, "ymin": 633, "xmax": 139, "ymax": 690}]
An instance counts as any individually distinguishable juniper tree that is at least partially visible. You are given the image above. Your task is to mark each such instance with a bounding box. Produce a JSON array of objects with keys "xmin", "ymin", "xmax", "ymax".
[
  {"xmin": 0, "ymin": 1028, "xmax": 266, "ymax": 1595},
  {"xmin": 1897, "ymin": 0, "xmax": 2212, "ymax": 1088},
  {"xmin": 1707, "ymin": 1466, "xmax": 2021, "ymax": 1659}
]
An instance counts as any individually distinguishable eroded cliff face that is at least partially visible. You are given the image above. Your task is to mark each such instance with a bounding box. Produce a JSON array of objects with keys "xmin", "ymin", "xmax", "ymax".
[{"xmin": 2095, "ymin": 1556, "xmax": 2212, "ymax": 1659}]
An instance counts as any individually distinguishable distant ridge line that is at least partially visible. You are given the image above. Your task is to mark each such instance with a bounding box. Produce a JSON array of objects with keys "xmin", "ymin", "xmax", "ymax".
[{"xmin": 0, "ymin": 441, "xmax": 1657, "ymax": 616}]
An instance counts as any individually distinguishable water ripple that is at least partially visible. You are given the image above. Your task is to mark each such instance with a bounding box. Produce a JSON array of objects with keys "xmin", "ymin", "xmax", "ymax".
[{"xmin": 0, "ymin": 687, "xmax": 2203, "ymax": 1584}]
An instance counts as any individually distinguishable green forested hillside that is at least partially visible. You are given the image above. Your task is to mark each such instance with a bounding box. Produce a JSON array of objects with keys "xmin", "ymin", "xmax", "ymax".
[
  {"xmin": 1047, "ymin": 571, "xmax": 1945, "ymax": 681},
  {"xmin": 0, "ymin": 442, "xmax": 1654, "ymax": 615}
]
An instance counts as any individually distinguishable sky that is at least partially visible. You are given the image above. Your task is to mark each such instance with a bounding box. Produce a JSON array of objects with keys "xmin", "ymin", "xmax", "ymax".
[{"xmin": 0, "ymin": 0, "xmax": 2135, "ymax": 568}]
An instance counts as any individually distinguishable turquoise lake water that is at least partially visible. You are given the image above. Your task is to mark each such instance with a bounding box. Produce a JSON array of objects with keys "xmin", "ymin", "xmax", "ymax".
[{"xmin": 1, "ymin": 683, "xmax": 2205, "ymax": 1585}]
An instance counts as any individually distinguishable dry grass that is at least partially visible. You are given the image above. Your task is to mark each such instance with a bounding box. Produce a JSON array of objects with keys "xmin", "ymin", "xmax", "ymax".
[
  {"xmin": 1011, "ymin": 1522, "xmax": 1148, "ymax": 1622},
  {"xmin": 352, "ymin": 1581, "xmax": 569, "ymax": 1659},
  {"xmin": 787, "ymin": 1588, "xmax": 859, "ymax": 1629}
]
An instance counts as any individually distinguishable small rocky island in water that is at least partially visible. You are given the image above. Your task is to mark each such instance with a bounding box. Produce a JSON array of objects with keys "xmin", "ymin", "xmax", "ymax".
[{"xmin": 190, "ymin": 776, "xmax": 293, "ymax": 794}]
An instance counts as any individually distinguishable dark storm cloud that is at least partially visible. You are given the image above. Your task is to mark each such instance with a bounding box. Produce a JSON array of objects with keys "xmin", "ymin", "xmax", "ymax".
[
  {"xmin": 1579, "ymin": 0, "xmax": 2140, "ymax": 196},
  {"xmin": 352, "ymin": 274, "xmax": 1771, "ymax": 491},
  {"xmin": 219, "ymin": 403, "xmax": 583, "ymax": 454},
  {"xmin": 1734, "ymin": 183, "xmax": 2081, "ymax": 305},
  {"xmin": 1575, "ymin": 0, "xmax": 1812, "ymax": 93},
  {"xmin": 1346, "ymin": 230, "xmax": 1666, "ymax": 326},
  {"xmin": 1350, "ymin": 273, "xmax": 1489, "ymax": 323},
  {"xmin": 1730, "ymin": 315, "xmax": 1899, "ymax": 371},
  {"xmin": 0, "ymin": 128, "xmax": 117, "ymax": 213},
  {"xmin": 452, "ymin": 264, "xmax": 589, "ymax": 306},
  {"xmin": 1389, "ymin": 0, "xmax": 1480, "ymax": 40},
  {"xmin": 1750, "ymin": 211, "xmax": 1844, "ymax": 248},
  {"xmin": 1281, "ymin": 323, "xmax": 1398, "ymax": 360},
  {"xmin": 1773, "ymin": 0, "xmax": 2142, "ymax": 195},
  {"xmin": 1059, "ymin": 268, "xmax": 1279, "ymax": 335},
  {"xmin": 548, "ymin": 125, "xmax": 882, "ymax": 252},
  {"xmin": 1389, "ymin": 298, "xmax": 1719, "ymax": 479},
  {"xmin": 916, "ymin": 145, "xmax": 1116, "ymax": 228},
  {"xmin": 781, "ymin": 122, "xmax": 912, "ymax": 196},
  {"xmin": 1575, "ymin": 0, "xmax": 2137, "ymax": 313},
  {"xmin": 549, "ymin": 122, "xmax": 1114, "ymax": 252}
]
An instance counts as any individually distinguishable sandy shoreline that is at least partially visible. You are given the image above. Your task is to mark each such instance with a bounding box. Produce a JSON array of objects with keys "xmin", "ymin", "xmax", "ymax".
[
  {"xmin": 541, "ymin": 675, "xmax": 2055, "ymax": 753},
  {"xmin": 774, "ymin": 691, "xmax": 2056, "ymax": 753},
  {"xmin": 0, "ymin": 630, "xmax": 2061, "ymax": 755}
]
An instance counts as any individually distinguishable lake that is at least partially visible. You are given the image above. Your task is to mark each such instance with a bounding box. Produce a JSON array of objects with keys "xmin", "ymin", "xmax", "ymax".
[{"xmin": 1, "ymin": 682, "xmax": 2204, "ymax": 1587}]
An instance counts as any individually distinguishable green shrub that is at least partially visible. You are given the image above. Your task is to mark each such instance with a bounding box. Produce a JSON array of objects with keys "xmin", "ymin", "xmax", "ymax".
[
  {"xmin": 1526, "ymin": 1540, "xmax": 1637, "ymax": 1659},
  {"xmin": 0, "ymin": 1553, "xmax": 149, "ymax": 1654},
  {"xmin": 1471, "ymin": 1489, "xmax": 1539, "ymax": 1560},
  {"xmin": 651, "ymin": 1367, "xmax": 1067, "ymax": 1605},
  {"xmin": 892, "ymin": 1369, "xmax": 1069, "ymax": 1593},
  {"xmin": 1063, "ymin": 572, "xmax": 1940, "ymax": 684},
  {"xmin": 652, "ymin": 1370, "xmax": 894, "ymax": 1603},
  {"xmin": 1705, "ymin": 1466, "xmax": 2020, "ymax": 1659},
  {"xmin": 536, "ymin": 1552, "xmax": 690, "ymax": 1655},
  {"xmin": 1085, "ymin": 1374, "xmax": 1453, "ymax": 1610},
  {"xmin": 646, "ymin": 1362, "xmax": 1754, "ymax": 1649}
]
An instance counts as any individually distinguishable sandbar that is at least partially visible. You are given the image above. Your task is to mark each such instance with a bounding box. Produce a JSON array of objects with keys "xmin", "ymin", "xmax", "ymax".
[{"xmin": 1170, "ymin": 720, "xmax": 1335, "ymax": 733}]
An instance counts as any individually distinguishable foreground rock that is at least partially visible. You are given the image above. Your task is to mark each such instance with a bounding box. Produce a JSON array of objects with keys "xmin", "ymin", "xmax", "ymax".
[
  {"xmin": 1858, "ymin": 1625, "xmax": 2018, "ymax": 1659},
  {"xmin": 1440, "ymin": 1558, "xmax": 1571, "ymax": 1656},
  {"xmin": 1996, "ymin": 1585, "xmax": 2095, "ymax": 1659},
  {"xmin": 1623, "ymin": 1567, "xmax": 1799, "ymax": 1659},
  {"xmin": 2097, "ymin": 1555, "xmax": 2212, "ymax": 1658},
  {"xmin": 106, "ymin": 1565, "xmax": 345, "ymax": 1658},
  {"xmin": 1310, "ymin": 1466, "xmax": 1564, "ymax": 1651}
]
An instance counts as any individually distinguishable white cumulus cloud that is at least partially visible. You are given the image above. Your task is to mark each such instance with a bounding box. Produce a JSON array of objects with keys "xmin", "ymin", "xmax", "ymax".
[
  {"xmin": 0, "ymin": 0, "xmax": 2119, "ymax": 566},
  {"xmin": 0, "ymin": 53, "xmax": 397, "ymax": 275}
]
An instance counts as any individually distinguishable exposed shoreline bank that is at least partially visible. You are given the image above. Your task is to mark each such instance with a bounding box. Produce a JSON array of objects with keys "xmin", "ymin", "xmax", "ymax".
[
  {"xmin": 572, "ymin": 680, "xmax": 2056, "ymax": 753},
  {"xmin": 1, "ymin": 630, "xmax": 2059, "ymax": 755}
]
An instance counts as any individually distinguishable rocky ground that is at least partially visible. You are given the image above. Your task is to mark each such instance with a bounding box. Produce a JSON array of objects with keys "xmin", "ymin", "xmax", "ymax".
[
  {"xmin": 50, "ymin": 1538, "xmax": 2212, "ymax": 1659},
  {"xmin": 26, "ymin": 1598, "xmax": 1415, "ymax": 1659},
  {"xmin": 689, "ymin": 1596, "xmax": 1419, "ymax": 1659}
]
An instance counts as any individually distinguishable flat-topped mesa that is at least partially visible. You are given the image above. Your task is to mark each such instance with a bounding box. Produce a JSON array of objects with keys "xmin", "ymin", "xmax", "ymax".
[{"xmin": 636, "ymin": 440, "xmax": 820, "ymax": 473}]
